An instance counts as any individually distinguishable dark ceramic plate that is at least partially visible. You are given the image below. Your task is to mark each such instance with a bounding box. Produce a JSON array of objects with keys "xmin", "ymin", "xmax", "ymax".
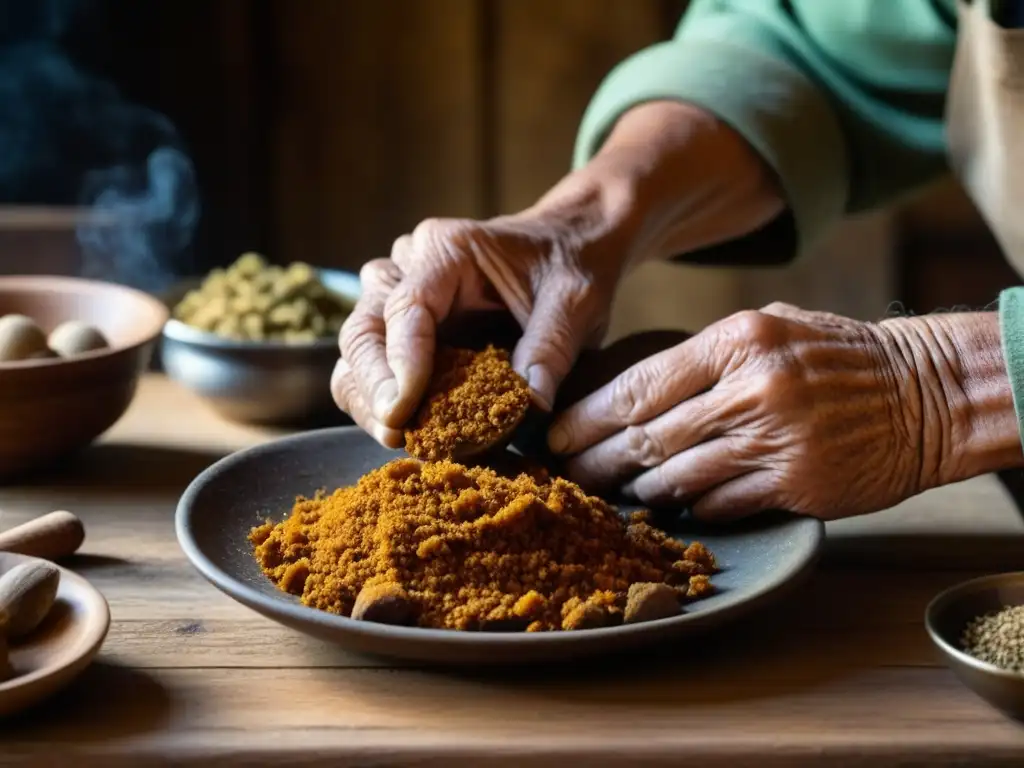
[{"xmin": 176, "ymin": 427, "xmax": 824, "ymax": 666}]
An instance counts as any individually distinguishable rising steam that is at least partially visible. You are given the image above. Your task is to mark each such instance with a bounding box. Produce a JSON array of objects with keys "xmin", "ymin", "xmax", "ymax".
[{"xmin": 0, "ymin": 2, "xmax": 200, "ymax": 291}]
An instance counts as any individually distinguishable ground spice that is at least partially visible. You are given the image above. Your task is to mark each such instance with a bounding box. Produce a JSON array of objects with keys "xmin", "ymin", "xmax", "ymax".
[
  {"xmin": 404, "ymin": 346, "xmax": 532, "ymax": 461},
  {"xmin": 961, "ymin": 605, "xmax": 1024, "ymax": 672},
  {"xmin": 250, "ymin": 457, "xmax": 717, "ymax": 631}
]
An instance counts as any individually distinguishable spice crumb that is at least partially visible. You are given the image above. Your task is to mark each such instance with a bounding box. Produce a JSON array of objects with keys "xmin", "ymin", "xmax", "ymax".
[
  {"xmin": 250, "ymin": 458, "xmax": 717, "ymax": 631},
  {"xmin": 405, "ymin": 346, "xmax": 531, "ymax": 460}
]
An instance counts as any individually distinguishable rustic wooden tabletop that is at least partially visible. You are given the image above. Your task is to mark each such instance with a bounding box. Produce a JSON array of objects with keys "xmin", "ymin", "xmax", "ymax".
[{"xmin": 0, "ymin": 375, "xmax": 1023, "ymax": 766}]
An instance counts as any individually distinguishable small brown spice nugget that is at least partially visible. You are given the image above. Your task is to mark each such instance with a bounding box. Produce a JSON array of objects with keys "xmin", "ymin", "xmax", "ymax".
[
  {"xmin": 405, "ymin": 346, "xmax": 531, "ymax": 460},
  {"xmin": 351, "ymin": 582, "xmax": 416, "ymax": 625},
  {"xmin": 624, "ymin": 582, "xmax": 681, "ymax": 624},
  {"xmin": 686, "ymin": 574, "xmax": 714, "ymax": 599},
  {"xmin": 562, "ymin": 601, "xmax": 612, "ymax": 631},
  {"xmin": 250, "ymin": 458, "xmax": 718, "ymax": 631}
]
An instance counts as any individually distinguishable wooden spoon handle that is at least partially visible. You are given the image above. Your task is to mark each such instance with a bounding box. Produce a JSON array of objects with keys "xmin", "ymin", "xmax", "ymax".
[{"xmin": 0, "ymin": 510, "xmax": 85, "ymax": 560}]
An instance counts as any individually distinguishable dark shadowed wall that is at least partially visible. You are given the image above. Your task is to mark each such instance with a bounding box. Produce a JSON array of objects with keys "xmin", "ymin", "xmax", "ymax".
[{"xmin": 0, "ymin": 0, "xmax": 1015, "ymax": 317}]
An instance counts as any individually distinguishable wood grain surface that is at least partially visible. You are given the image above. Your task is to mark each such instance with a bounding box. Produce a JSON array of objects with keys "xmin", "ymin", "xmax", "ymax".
[{"xmin": 0, "ymin": 376, "xmax": 1022, "ymax": 766}]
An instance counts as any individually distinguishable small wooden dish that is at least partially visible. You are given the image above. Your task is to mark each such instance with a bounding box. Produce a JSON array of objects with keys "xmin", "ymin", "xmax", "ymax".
[{"xmin": 0, "ymin": 552, "xmax": 110, "ymax": 718}]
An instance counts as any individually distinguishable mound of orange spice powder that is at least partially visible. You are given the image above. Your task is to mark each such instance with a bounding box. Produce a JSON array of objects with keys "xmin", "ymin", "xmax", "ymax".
[
  {"xmin": 250, "ymin": 457, "xmax": 717, "ymax": 631},
  {"xmin": 404, "ymin": 346, "xmax": 531, "ymax": 461}
]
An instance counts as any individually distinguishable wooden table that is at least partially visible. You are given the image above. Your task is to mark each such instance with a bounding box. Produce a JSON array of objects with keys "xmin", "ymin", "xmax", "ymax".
[{"xmin": 1, "ymin": 375, "xmax": 1024, "ymax": 766}]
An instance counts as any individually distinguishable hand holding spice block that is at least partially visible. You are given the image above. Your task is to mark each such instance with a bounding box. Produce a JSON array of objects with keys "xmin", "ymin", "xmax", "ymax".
[{"xmin": 258, "ymin": 339, "xmax": 716, "ymax": 633}]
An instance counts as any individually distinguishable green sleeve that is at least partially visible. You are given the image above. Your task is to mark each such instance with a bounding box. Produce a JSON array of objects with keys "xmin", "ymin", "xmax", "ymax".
[
  {"xmin": 573, "ymin": 0, "xmax": 957, "ymax": 257},
  {"xmin": 1000, "ymin": 288, "xmax": 1024, "ymax": 448}
]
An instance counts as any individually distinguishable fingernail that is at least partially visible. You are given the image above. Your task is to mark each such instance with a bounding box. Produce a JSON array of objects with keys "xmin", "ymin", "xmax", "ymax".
[
  {"xmin": 374, "ymin": 424, "xmax": 405, "ymax": 451},
  {"xmin": 526, "ymin": 365, "xmax": 554, "ymax": 411},
  {"xmin": 548, "ymin": 424, "xmax": 570, "ymax": 454},
  {"xmin": 373, "ymin": 379, "xmax": 399, "ymax": 420}
]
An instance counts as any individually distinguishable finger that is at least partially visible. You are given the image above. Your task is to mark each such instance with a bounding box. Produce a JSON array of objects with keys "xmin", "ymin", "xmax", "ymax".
[
  {"xmin": 548, "ymin": 330, "xmax": 720, "ymax": 455},
  {"xmin": 389, "ymin": 234, "xmax": 414, "ymax": 272},
  {"xmin": 339, "ymin": 259, "xmax": 404, "ymax": 426},
  {"xmin": 330, "ymin": 358, "xmax": 404, "ymax": 449},
  {"xmin": 381, "ymin": 258, "xmax": 464, "ymax": 424},
  {"xmin": 620, "ymin": 437, "xmax": 755, "ymax": 507},
  {"xmin": 690, "ymin": 470, "xmax": 778, "ymax": 522},
  {"xmin": 564, "ymin": 389, "xmax": 726, "ymax": 489},
  {"xmin": 511, "ymin": 274, "xmax": 596, "ymax": 411},
  {"xmin": 361, "ymin": 254, "xmax": 404, "ymax": 294}
]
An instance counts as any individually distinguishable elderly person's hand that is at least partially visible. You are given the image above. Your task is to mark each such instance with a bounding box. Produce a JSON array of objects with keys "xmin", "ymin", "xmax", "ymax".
[
  {"xmin": 549, "ymin": 303, "xmax": 1021, "ymax": 521},
  {"xmin": 332, "ymin": 101, "xmax": 787, "ymax": 446},
  {"xmin": 331, "ymin": 210, "xmax": 625, "ymax": 447}
]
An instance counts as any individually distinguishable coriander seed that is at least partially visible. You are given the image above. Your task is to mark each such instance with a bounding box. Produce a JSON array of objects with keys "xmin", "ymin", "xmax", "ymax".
[{"xmin": 961, "ymin": 604, "xmax": 1024, "ymax": 673}]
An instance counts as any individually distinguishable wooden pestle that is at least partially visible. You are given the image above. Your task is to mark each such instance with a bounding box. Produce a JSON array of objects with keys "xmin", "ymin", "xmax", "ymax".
[{"xmin": 0, "ymin": 510, "xmax": 85, "ymax": 561}]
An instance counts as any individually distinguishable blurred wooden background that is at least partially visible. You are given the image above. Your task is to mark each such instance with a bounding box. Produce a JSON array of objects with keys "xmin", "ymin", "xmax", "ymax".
[
  {"xmin": 3, "ymin": 0, "xmax": 1020, "ymax": 330},
  {"xmin": 105, "ymin": 0, "xmax": 684, "ymax": 272}
]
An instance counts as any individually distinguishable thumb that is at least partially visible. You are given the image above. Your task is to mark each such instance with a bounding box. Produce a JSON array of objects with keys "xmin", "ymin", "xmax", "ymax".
[
  {"xmin": 512, "ymin": 273, "xmax": 600, "ymax": 411},
  {"xmin": 380, "ymin": 262, "xmax": 461, "ymax": 425}
]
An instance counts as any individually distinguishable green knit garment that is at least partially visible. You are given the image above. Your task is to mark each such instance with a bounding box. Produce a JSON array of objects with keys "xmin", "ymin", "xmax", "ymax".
[{"xmin": 574, "ymin": 0, "xmax": 1024, "ymax": 448}]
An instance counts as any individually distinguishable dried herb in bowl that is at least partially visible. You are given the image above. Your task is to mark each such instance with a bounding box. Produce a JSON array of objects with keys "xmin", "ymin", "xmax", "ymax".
[
  {"xmin": 173, "ymin": 252, "xmax": 353, "ymax": 343},
  {"xmin": 961, "ymin": 605, "xmax": 1024, "ymax": 673}
]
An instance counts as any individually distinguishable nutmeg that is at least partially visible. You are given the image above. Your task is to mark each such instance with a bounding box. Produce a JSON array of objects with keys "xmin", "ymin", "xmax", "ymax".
[
  {"xmin": 0, "ymin": 561, "xmax": 60, "ymax": 640},
  {"xmin": 624, "ymin": 582, "xmax": 681, "ymax": 624},
  {"xmin": 0, "ymin": 314, "xmax": 48, "ymax": 363},
  {"xmin": 47, "ymin": 321, "xmax": 110, "ymax": 358}
]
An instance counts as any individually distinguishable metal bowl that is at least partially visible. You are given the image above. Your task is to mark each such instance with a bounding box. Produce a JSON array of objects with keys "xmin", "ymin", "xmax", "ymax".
[
  {"xmin": 925, "ymin": 572, "xmax": 1024, "ymax": 718},
  {"xmin": 160, "ymin": 268, "xmax": 361, "ymax": 427}
]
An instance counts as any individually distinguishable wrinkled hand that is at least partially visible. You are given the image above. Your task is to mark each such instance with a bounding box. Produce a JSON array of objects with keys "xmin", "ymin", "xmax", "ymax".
[
  {"xmin": 332, "ymin": 213, "xmax": 623, "ymax": 447},
  {"xmin": 549, "ymin": 303, "xmax": 935, "ymax": 521}
]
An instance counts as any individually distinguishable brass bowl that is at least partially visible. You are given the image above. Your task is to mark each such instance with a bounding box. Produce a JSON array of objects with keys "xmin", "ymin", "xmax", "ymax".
[{"xmin": 925, "ymin": 572, "xmax": 1024, "ymax": 718}]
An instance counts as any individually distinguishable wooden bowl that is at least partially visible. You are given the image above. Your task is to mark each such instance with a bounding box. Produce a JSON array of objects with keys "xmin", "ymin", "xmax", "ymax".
[
  {"xmin": 0, "ymin": 552, "xmax": 111, "ymax": 718},
  {"xmin": 0, "ymin": 275, "xmax": 168, "ymax": 480}
]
